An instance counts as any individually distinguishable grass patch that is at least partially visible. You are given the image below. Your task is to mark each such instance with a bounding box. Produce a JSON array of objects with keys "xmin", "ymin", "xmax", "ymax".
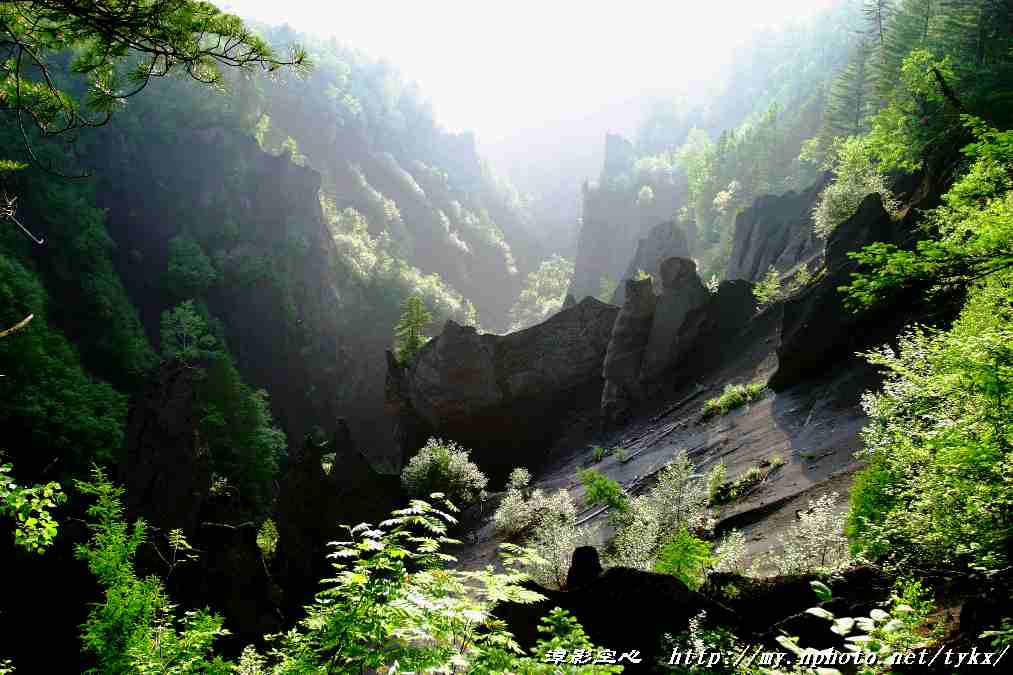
[
  {"xmin": 702, "ymin": 381, "xmax": 767, "ymax": 417},
  {"xmin": 710, "ymin": 454, "xmax": 785, "ymax": 504}
]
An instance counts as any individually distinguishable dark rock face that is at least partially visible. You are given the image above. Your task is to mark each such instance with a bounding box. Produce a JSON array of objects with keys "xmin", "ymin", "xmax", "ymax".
[
  {"xmin": 726, "ymin": 173, "xmax": 830, "ymax": 281},
  {"xmin": 639, "ymin": 258, "xmax": 712, "ymax": 388},
  {"xmin": 92, "ymin": 124, "xmax": 398, "ymax": 464},
  {"xmin": 386, "ymin": 297, "xmax": 619, "ymax": 475},
  {"xmin": 118, "ymin": 361, "xmax": 282, "ymax": 647},
  {"xmin": 120, "ymin": 362, "xmax": 210, "ymax": 533},
  {"xmin": 495, "ymin": 567, "xmax": 733, "ymax": 673},
  {"xmin": 611, "ymin": 221, "xmax": 691, "ymax": 305},
  {"xmin": 274, "ymin": 423, "xmax": 401, "ymax": 618},
  {"xmin": 770, "ymin": 193, "xmax": 918, "ymax": 389},
  {"xmin": 602, "ymin": 278, "xmax": 657, "ymax": 424}
]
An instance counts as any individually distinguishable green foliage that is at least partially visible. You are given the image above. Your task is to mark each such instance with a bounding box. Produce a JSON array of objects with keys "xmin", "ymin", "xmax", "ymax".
[
  {"xmin": 159, "ymin": 300, "xmax": 219, "ymax": 366},
  {"xmin": 401, "ymin": 437, "xmax": 488, "ymax": 506},
  {"xmin": 592, "ymin": 445, "xmax": 607, "ymax": 463},
  {"xmin": 843, "ymin": 117, "xmax": 1013, "ymax": 309},
  {"xmin": 393, "ymin": 295, "xmax": 433, "ymax": 364},
  {"xmin": 781, "ymin": 579, "xmax": 938, "ymax": 674},
  {"xmin": 610, "ymin": 450, "xmax": 712, "ymax": 570},
  {"xmin": 197, "ymin": 354, "xmax": 286, "ymax": 519},
  {"xmin": 166, "ymin": 235, "xmax": 219, "ymax": 298},
  {"xmin": 702, "ymin": 381, "xmax": 767, "ymax": 417},
  {"xmin": 256, "ymin": 518, "xmax": 279, "ymax": 561},
  {"xmin": 752, "ymin": 266, "xmax": 783, "ymax": 309},
  {"xmin": 0, "ymin": 457, "xmax": 65, "ymax": 553},
  {"xmin": 72, "ymin": 468, "xmax": 615, "ymax": 672},
  {"xmin": 848, "ymin": 276, "xmax": 1013, "ymax": 572},
  {"xmin": 74, "ymin": 469, "xmax": 231, "ymax": 674},
  {"xmin": 0, "ymin": 253, "xmax": 127, "ymax": 470},
  {"xmin": 0, "ymin": 0, "xmax": 305, "ymax": 169},
  {"xmin": 654, "ymin": 526, "xmax": 712, "ymax": 590},
  {"xmin": 706, "ymin": 462, "xmax": 727, "ymax": 503},
  {"xmin": 709, "ymin": 458, "xmax": 784, "ymax": 505},
  {"xmin": 508, "ymin": 254, "xmax": 574, "ymax": 331},
  {"xmin": 578, "ymin": 468, "xmax": 630, "ymax": 516},
  {"xmin": 811, "ymin": 135, "xmax": 900, "ymax": 238},
  {"xmin": 0, "ymin": 134, "xmax": 157, "ymax": 388}
]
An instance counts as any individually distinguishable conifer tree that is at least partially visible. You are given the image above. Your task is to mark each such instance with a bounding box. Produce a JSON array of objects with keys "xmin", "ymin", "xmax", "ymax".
[{"xmin": 394, "ymin": 296, "xmax": 433, "ymax": 364}]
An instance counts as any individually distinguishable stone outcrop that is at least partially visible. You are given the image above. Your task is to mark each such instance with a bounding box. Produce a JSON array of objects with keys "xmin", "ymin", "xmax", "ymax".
[
  {"xmin": 120, "ymin": 362, "xmax": 210, "ymax": 533},
  {"xmin": 601, "ymin": 277, "xmax": 657, "ymax": 424},
  {"xmin": 274, "ymin": 423, "xmax": 400, "ymax": 618},
  {"xmin": 770, "ymin": 192, "xmax": 920, "ymax": 389},
  {"xmin": 726, "ymin": 173, "xmax": 830, "ymax": 282},
  {"xmin": 569, "ymin": 135, "xmax": 688, "ymax": 301},
  {"xmin": 386, "ymin": 297, "xmax": 619, "ymax": 475},
  {"xmin": 118, "ymin": 361, "xmax": 282, "ymax": 646},
  {"xmin": 639, "ymin": 257, "xmax": 712, "ymax": 388},
  {"xmin": 611, "ymin": 220, "xmax": 691, "ymax": 305}
]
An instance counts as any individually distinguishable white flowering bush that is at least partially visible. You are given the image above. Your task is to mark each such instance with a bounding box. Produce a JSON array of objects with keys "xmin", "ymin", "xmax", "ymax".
[
  {"xmin": 811, "ymin": 136, "xmax": 901, "ymax": 238},
  {"xmin": 773, "ymin": 492, "xmax": 849, "ymax": 576},
  {"xmin": 712, "ymin": 529, "xmax": 748, "ymax": 574},
  {"xmin": 609, "ymin": 450, "xmax": 712, "ymax": 570},
  {"xmin": 401, "ymin": 438, "xmax": 488, "ymax": 506}
]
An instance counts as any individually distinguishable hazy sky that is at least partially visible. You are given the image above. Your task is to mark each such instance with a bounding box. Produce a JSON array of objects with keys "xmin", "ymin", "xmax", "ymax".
[{"xmin": 223, "ymin": 1, "xmax": 837, "ymax": 145}]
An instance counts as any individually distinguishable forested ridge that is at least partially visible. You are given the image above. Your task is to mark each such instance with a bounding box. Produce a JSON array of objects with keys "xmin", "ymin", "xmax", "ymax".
[{"xmin": 1, "ymin": 0, "xmax": 1012, "ymax": 672}]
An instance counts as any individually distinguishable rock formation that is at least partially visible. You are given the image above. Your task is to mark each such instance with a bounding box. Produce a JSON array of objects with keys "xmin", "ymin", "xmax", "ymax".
[
  {"xmin": 274, "ymin": 422, "xmax": 400, "ymax": 618},
  {"xmin": 386, "ymin": 297, "xmax": 619, "ymax": 475},
  {"xmin": 601, "ymin": 277, "xmax": 656, "ymax": 424},
  {"xmin": 770, "ymin": 192, "xmax": 920, "ymax": 389},
  {"xmin": 118, "ymin": 361, "xmax": 282, "ymax": 646},
  {"xmin": 611, "ymin": 220, "xmax": 691, "ymax": 305},
  {"xmin": 726, "ymin": 173, "xmax": 830, "ymax": 282},
  {"xmin": 121, "ymin": 362, "xmax": 210, "ymax": 533},
  {"xmin": 569, "ymin": 134, "xmax": 688, "ymax": 301},
  {"xmin": 639, "ymin": 257, "xmax": 712, "ymax": 389}
]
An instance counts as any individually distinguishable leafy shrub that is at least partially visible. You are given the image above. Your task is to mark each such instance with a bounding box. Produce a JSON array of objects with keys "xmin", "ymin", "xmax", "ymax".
[
  {"xmin": 702, "ymin": 381, "xmax": 767, "ymax": 417},
  {"xmin": 493, "ymin": 476, "xmax": 574, "ymax": 538},
  {"xmin": 610, "ymin": 450, "xmax": 711, "ymax": 570},
  {"xmin": 166, "ymin": 234, "xmax": 219, "ymax": 297},
  {"xmin": 74, "ymin": 468, "xmax": 615, "ymax": 672},
  {"xmin": 401, "ymin": 438, "xmax": 488, "ymax": 506},
  {"xmin": 577, "ymin": 468, "xmax": 629, "ymax": 516},
  {"xmin": 526, "ymin": 495, "xmax": 587, "ymax": 590},
  {"xmin": 711, "ymin": 457, "xmax": 785, "ymax": 504},
  {"xmin": 706, "ymin": 462, "xmax": 727, "ymax": 503},
  {"xmin": 772, "ymin": 492, "xmax": 849, "ymax": 576},
  {"xmin": 779, "ymin": 579, "xmax": 938, "ymax": 672},
  {"xmin": 75, "ymin": 469, "xmax": 229, "ymax": 673},
  {"xmin": 752, "ymin": 266, "xmax": 782, "ymax": 309},
  {"xmin": 712, "ymin": 529, "xmax": 748, "ymax": 574},
  {"xmin": 256, "ymin": 518, "xmax": 278, "ymax": 561},
  {"xmin": 0, "ymin": 457, "xmax": 65, "ymax": 553},
  {"xmin": 811, "ymin": 135, "xmax": 900, "ymax": 238},
  {"xmin": 654, "ymin": 526, "xmax": 712, "ymax": 590},
  {"xmin": 592, "ymin": 445, "xmax": 607, "ymax": 463},
  {"xmin": 507, "ymin": 466, "xmax": 532, "ymax": 491}
]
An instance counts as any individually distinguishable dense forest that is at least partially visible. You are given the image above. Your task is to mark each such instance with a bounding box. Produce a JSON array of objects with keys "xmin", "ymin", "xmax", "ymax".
[{"xmin": 1, "ymin": 0, "xmax": 1012, "ymax": 672}]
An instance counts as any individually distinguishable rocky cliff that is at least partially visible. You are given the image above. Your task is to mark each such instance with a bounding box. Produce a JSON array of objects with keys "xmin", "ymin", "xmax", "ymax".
[
  {"xmin": 726, "ymin": 172, "xmax": 831, "ymax": 281},
  {"xmin": 610, "ymin": 220, "xmax": 691, "ymax": 305},
  {"xmin": 569, "ymin": 134, "xmax": 688, "ymax": 300},
  {"xmin": 386, "ymin": 297, "xmax": 619, "ymax": 476}
]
